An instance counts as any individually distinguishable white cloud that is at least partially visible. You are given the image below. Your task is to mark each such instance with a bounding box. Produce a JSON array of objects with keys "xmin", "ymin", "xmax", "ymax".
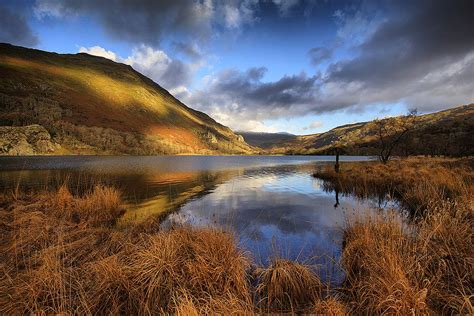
[
  {"xmin": 221, "ymin": 0, "xmax": 259, "ymax": 29},
  {"xmin": 34, "ymin": 0, "xmax": 69, "ymax": 19},
  {"xmin": 124, "ymin": 45, "xmax": 194, "ymax": 90},
  {"xmin": 79, "ymin": 46, "xmax": 117, "ymax": 61},
  {"xmin": 124, "ymin": 46, "xmax": 171, "ymax": 76},
  {"xmin": 196, "ymin": 103, "xmax": 278, "ymax": 132}
]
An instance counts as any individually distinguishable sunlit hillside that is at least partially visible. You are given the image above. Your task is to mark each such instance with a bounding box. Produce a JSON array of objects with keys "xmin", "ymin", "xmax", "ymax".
[{"xmin": 0, "ymin": 43, "xmax": 254, "ymax": 155}]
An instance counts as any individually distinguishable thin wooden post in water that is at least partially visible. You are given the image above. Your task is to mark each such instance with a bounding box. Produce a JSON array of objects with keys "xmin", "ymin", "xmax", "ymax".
[{"xmin": 335, "ymin": 148, "xmax": 340, "ymax": 173}]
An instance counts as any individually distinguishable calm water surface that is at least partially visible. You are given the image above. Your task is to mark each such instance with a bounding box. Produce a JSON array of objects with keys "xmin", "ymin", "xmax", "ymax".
[{"xmin": 0, "ymin": 155, "xmax": 388, "ymax": 283}]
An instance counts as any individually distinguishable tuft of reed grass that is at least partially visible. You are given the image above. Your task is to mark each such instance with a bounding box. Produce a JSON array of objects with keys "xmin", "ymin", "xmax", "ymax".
[
  {"xmin": 315, "ymin": 157, "xmax": 473, "ymax": 314},
  {"xmin": 127, "ymin": 227, "xmax": 252, "ymax": 314},
  {"xmin": 312, "ymin": 297, "xmax": 347, "ymax": 315},
  {"xmin": 415, "ymin": 201, "xmax": 474, "ymax": 314},
  {"xmin": 48, "ymin": 184, "xmax": 124, "ymax": 227},
  {"xmin": 255, "ymin": 258, "xmax": 323, "ymax": 313},
  {"xmin": 342, "ymin": 211, "xmax": 430, "ymax": 315}
]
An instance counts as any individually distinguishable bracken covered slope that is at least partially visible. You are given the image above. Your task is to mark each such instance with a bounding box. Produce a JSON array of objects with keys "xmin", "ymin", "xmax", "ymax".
[{"xmin": 0, "ymin": 43, "xmax": 254, "ymax": 155}]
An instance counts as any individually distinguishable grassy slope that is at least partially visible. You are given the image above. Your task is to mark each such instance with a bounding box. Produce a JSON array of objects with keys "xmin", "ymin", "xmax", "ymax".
[
  {"xmin": 261, "ymin": 104, "xmax": 474, "ymax": 155},
  {"xmin": 0, "ymin": 43, "xmax": 254, "ymax": 155}
]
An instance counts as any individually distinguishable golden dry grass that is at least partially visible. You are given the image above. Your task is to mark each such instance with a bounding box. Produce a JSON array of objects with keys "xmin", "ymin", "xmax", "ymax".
[
  {"xmin": 316, "ymin": 157, "xmax": 473, "ymax": 314},
  {"xmin": 0, "ymin": 186, "xmax": 254, "ymax": 315},
  {"xmin": 314, "ymin": 157, "xmax": 473, "ymax": 214},
  {"xmin": 342, "ymin": 212, "xmax": 430, "ymax": 314},
  {"xmin": 255, "ymin": 259, "xmax": 323, "ymax": 312},
  {"xmin": 311, "ymin": 297, "xmax": 347, "ymax": 315}
]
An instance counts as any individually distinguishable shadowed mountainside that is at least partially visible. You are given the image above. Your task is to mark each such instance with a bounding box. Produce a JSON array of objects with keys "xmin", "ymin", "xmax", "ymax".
[
  {"xmin": 0, "ymin": 43, "xmax": 254, "ymax": 155},
  {"xmin": 249, "ymin": 104, "xmax": 474, "ymax": 156}
]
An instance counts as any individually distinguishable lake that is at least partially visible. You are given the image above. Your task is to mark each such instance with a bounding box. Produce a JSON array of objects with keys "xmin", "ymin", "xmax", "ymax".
[{"xmin": 0, "ymin": 155, "xmax": 387, "ymax": 284}]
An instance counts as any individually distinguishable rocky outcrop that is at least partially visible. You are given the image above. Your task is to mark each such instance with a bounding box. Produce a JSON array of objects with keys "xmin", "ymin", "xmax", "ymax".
[{"xmin": 0, "ymin": 124, "xmax": 58, "ymax": 155}]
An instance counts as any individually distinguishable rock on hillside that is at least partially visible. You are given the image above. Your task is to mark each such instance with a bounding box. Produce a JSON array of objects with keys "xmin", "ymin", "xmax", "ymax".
[{"xmin": 0, "ymin": 125, "xmax": 58, "ymax": 155}]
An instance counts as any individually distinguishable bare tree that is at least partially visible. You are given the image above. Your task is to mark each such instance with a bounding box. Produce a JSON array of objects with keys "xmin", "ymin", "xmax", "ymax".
[{"xmin": 373, "ymin": 110, "xmax": 418, "ymax": 164}]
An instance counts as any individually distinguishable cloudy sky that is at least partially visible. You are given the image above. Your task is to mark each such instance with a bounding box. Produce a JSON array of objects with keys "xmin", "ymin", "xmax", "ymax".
[{"xmin": 1, "ymin": 0, "xmax": 473, "ymax": 134}]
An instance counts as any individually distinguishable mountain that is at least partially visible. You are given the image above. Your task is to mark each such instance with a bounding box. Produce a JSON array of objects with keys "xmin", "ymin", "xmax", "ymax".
[
  {"xmin": 0, "ymin": 43, "xmax": 254, "ymax": 155},
  {"xmin": 238, "ymin": 131, "xmax": 297, "ymax": 149},
  {"xmin": 257, "ymin": 104, "xmax": 474, "ymax": 156}
]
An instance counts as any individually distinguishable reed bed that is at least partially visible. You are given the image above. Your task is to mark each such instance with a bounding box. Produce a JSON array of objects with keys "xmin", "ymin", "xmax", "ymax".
[
  {"xmin": 314, "ymin": 157, "xmax": 473, "ymax": 214},
  {"xmin": 0, "ymin": 157, "xmax": 472, "ymax": 314},
  {"xmin": 316, "ymin": 157, "xmax": 473, "ymax": 314}
]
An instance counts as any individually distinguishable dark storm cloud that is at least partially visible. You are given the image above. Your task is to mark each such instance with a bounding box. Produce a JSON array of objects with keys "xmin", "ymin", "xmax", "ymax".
[
  {"xmin": 190, "ymin": 67, "xmax": 317, "ymax": 110},
  {"xmin": 160, "ymin": 59, "xmax": 193, "ymax": 89},
  {"xmin": 34, "ymin": 0, "xmax": 214, "ymax": 45},
  {"xmin": 0, "ymin": 5, "xmax": 38, "ymax": 46},
  {"xmin": 316, "ymin": 0, "xmax": 474, "ymax": 112},
  {"xmin": 327, "ymin": 0, "xmax": 474, "ymax": 87},
  {"xmin": 186, "ymin": 67, "xmax": 319, "ymax": 128}
]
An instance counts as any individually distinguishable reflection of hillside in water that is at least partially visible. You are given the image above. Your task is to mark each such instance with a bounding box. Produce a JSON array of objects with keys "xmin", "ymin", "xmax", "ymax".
[
  {"xmin": 0, "ymin": 166, "xmax": 240, "ymax": 225},
  {"xmin": 119, "ymin": 169, "xmax": 239, "ymax": 225}
]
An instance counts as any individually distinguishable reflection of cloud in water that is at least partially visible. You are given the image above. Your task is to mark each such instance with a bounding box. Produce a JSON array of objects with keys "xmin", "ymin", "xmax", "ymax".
[
  {"xmin": 312, "ymin": 178, "xmax": 323, "ymax": 191},
  {"xmin": 166, "ymin": 168, "xmax": 379, "ymax": 283}
]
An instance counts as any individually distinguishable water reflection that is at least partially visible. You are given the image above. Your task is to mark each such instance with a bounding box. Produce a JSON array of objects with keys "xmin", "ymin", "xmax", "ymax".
[
  {"xmin": 163, "ymin": 164, "xmax": 383, "ymax": 283},
  {"xmin": 0, "ymin": 155, "xmax": 377, "ymax": 283}
]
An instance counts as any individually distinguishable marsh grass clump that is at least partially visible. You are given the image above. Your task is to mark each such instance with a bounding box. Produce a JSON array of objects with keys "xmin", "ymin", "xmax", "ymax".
[
  {"xmin": 316, "ymin": 158, "xmax": 473, "ymax": 314},
  {"xmin": 0, "ymin": 185, "xmax": 130, "ymax": 314},
  {"xmin": 342, "ymin": 212, "xmax": 430, "ymax": 315},
  {"xmin": 314, "ymin": 157, "xmax": 473, "ymax": 214},
  {"xmin": 0, "ymin": 185, "xmax": 255, "ymax": 315},
  {"xmin": 341, "ymin": 203, "xmax": 473, "ymax": 315},
  {"xmin": 415, "ymin": 201, "xmax": 474, "ymax": 314},
  {"xmin": 127, "ymin": 227, "xmax": 252, "ymax": 314},
  {"xmin": 311, "ymin": 297, "xmax": 347, "ymax": 315},
  {"xmin": 255, "ymin": 258, "xmax": 323, "ymax": 313},
  {"xmin": 48, "ymin": 184, "xmax": 124, "ymax": 226}
]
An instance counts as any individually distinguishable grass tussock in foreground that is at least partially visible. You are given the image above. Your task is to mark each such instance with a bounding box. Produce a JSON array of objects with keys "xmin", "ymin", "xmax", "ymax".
[{"xmin": 0, "ymin": 157, "xmax": 472, "ymax": 314}]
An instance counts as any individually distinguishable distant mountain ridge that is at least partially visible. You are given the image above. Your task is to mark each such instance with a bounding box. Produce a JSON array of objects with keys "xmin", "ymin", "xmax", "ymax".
[
  {"xmin": 0, "ymin": 43, "xmax": 254, "ymax": 155},
  {"xmin": 239, "ymin": 131, "xmax": 297, "ymax": 149},
  {"xmin": 247, "ymin": 104, "xmax": 474, "ymax": 156}
]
